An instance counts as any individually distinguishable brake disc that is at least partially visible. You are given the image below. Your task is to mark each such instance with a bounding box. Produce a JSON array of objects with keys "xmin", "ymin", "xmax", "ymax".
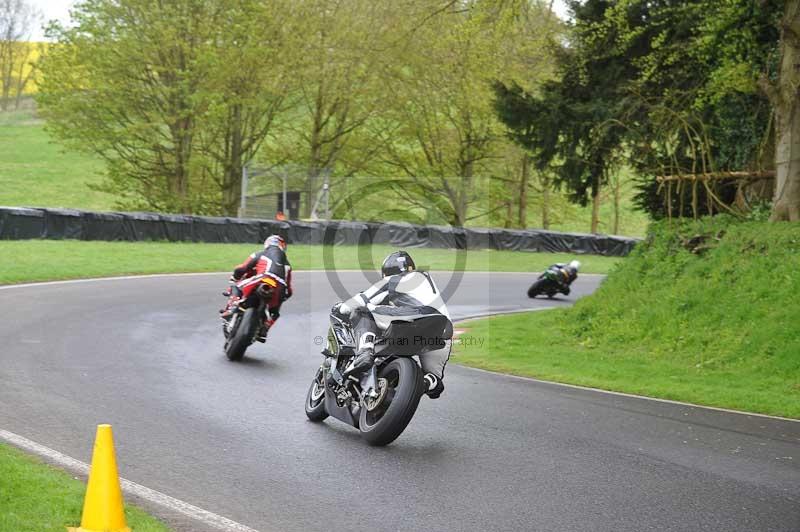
[{"xmin": 365, "ymin": 377, "xmax": 389, "ymax": 412}]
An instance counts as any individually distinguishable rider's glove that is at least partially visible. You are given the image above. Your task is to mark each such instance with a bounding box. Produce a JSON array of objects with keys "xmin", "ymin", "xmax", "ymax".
[{"xmin": 331, "ymin": 302, "xmax": 352, "ymax": 321}]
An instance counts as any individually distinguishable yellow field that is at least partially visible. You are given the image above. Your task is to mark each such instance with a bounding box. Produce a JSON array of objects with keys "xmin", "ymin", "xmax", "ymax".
[{"xmin": 6, "ymin": 41, "xmax": 46, "ymax": 95}]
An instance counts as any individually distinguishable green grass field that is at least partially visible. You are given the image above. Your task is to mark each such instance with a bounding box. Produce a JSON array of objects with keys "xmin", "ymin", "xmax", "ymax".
[
  {"xmin": 0, "ymin": 240, "xmax": 620, "ymax": 284},
  {"xmin": 0, "ymin": 108, "xmax": 114, "ymax": 211},
  {"xmin": 0, "ymin": 443, "xmax": 169, "ymax": 532},
  {"xmin": 454, "ymin": 216, "xmax": 800, "ymax": 418}
]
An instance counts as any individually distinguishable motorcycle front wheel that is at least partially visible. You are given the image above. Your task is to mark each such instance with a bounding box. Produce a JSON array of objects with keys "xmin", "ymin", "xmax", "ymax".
[
  {"xmin": 304, "ymin": 366, "xmax": 329, "ymax": 422},
  {"xmin": 225, "ymin": 307, "xmax": 258, "ymax": 361},
  {"xmin": 527, "ymin": 279, "xmax": 545, "ymax": 298},
  {"xmin": 358, "ymin": 358, "xmax": 425, "ymax": 446}
]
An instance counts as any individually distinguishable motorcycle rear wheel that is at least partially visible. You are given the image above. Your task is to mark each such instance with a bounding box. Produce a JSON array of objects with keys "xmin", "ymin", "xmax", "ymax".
[
  {"xmin": 358, "ymin": 358, "xmax": 424, "ymax": 446},
  {"xmin": 225, "ymin": 307, "xmax": 258, "ymax": 361},
  {"xmin": 304, "ymin": 366, "xmax": 329, "ymax": 422}
]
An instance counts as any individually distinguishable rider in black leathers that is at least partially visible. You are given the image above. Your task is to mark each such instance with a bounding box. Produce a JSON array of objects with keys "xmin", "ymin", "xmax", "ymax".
[{"xmin": 331, "ymin": 251, "xmax": 451, "ymax": 399}]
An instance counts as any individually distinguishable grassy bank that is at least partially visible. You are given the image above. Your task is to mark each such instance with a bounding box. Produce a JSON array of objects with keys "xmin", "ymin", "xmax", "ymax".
[
  {"xmin": 0, "ymin": 443, "xmax": 169, "ymax": 531},
  {"xmin": 454, "ymin": 216, "xmax": 800, "ymax": 418},
  {"xmin": 0, "ymin": 108, "xmax": 113, "ymax": 211},
  {"xmin": 0, "ymin": 240, "xmax": 621, "ymax": 284}
]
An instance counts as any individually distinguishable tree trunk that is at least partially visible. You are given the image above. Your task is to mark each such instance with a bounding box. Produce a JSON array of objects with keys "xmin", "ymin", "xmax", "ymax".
[
  {"xmin": 541, "ymin": 172, "xmax": 550, "ymax": 230},
  {"xmin": 613, "ymin": 174, "xmax": 621, "ymax": 234},
  {"xmin": 590, "ymin": 177, "xmax": 601, "ymax": 234},
  {"xmin": 222, "ymin": 104, "xmax": 244, "ymax": 217},
  {"xmin": 770, "ymin": 0, "xmax": 800, "ymax": 221},
  {"xmin": 14, "ymin": 42, "xmax": 32, "ymax": 110},
  {"xmin": 517, "ymin": 155, "xmax": 529, "ymax": 228},
  {"xmin": 456, "ymin": 160, "xmax": 474, "ymax": 227},
  {"xmin": 169, "ymin": 116, "xmax": 192, "ymax": 213},
  {"xmin": 0, "ymin": 51, "xmax": 11, "ymax": 112}
]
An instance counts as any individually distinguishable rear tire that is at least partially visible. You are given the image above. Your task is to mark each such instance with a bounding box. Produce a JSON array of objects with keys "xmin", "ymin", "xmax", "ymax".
[
  {"xmin": 305, "ymin": 366, "xmax": 329, "ymax": 422},
  {"xmin": 225, "ymin": 308, "xmax": 258, "ymax": 361},
  {"xmin": 358, "ymin": 358, "xmax": 424, "ymax": 446},
  {"xmin": 527, "ymin": 279, "xmax": 545, "ymax": 298}
]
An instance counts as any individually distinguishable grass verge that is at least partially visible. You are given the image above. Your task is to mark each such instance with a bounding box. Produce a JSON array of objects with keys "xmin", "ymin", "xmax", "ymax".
[
  {"xmin": 0, "ymin": 240, "xmax": 620, "ymax": 284},
  {"xmin": 0, "ymin": 443, "xmax": 169, "ymax": 532},
  {"xmin": 453, "ymin": 216, "xmax": 800, "ymax": 419}
]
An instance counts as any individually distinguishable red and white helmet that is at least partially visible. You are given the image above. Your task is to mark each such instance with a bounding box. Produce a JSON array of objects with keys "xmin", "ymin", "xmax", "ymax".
[{"xmin": 264, "ymin": 234, "xmax": 287, "ymax": 251}]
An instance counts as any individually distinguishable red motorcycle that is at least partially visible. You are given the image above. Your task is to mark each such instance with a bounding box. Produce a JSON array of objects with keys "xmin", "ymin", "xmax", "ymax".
[{"xmin": 220, "ymin": 274, "xmax": 282, "ymax": 361}]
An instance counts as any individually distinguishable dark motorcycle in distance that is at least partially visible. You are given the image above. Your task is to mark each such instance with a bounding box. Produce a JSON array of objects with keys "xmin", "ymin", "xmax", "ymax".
[
  {"xmin": 220, "ymin": 275, "xmax": 280, "ymax": 361},
  {"xmin": 527, "ymin": 260, "xmax": 580, "ymax": 298},
  {"xmin": 304, "ymin": 310, "xmax": 452, "ymax": 446}
]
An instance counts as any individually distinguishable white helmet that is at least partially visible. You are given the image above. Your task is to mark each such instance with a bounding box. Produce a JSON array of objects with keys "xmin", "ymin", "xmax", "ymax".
[
  {"xmin": 568, "ymin": 260, "xmax": 581, "ymax": 271},
  {"xmin": 264, "ymin": 234, "xmax": 287, "ymax": 251}
]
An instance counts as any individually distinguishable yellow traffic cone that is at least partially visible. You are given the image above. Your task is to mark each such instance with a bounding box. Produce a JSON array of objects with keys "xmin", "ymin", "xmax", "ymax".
[{"xmin": 68, "ymin": 424, "xmax": 131, "ymax": 532}]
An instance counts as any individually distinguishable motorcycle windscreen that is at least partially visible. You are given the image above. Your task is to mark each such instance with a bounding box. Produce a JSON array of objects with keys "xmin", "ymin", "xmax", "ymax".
[{"xmin": 376, "ymin": 313, "xmax": 452, "ymax": 357}]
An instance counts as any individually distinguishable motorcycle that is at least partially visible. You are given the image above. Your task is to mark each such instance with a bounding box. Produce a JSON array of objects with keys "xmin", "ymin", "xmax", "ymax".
[
  {"xmin": 304, "ymin": 310, "xmax": 452, "ymax": 446},
  {"xmin": 220, "ymin": 274, "xmax": 280, "ymax": 361},
  {"xmin": 527, "ymin": 263, "xmax": 577, "ymax": 298}
]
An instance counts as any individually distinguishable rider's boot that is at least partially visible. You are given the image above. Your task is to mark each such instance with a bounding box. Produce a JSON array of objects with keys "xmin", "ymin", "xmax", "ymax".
[
  {"xmin": 256, "ymin": 311, "xmax": 279, "ymax": 343},
  {"xmin": 344, "ymin": 332, "xmax": 376, "ymax": 377},
  {"xmin": 219, "ymin": 297, "xmax": 238, "ymax": 318},
  {"xmin": 424, "ymin": 373, "xmax": 445, "ymax": 399}
]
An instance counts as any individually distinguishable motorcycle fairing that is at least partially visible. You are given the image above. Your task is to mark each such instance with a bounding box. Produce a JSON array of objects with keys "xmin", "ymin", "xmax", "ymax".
[
  {"xmin": 375, "ymin": 313, "xmax": 453, "ymax": 357},
  {"xmin": 323, "ymin": 376, "xmax": 360, "ymax": 428}
]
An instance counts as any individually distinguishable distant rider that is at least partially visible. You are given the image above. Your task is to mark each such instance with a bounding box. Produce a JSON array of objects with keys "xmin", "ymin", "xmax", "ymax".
[
  {"xmin": 221, "ymin": 235, "xmax": 293, "ymax": 339},
  {"xmin": 551, "ymin": 260, "xmax": 580, "ymax": 294},
  {"xmin": 330, "ymin": 251, "xmax": 452, "ymax": 399}
]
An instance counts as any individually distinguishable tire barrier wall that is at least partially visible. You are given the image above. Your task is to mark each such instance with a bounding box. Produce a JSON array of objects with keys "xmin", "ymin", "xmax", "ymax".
[{"xmin": 0, "ymin": 207, "xmax": 639, "ymax": 256}]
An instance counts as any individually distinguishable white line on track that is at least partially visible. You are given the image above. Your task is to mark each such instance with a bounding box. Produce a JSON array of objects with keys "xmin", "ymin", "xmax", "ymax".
[{"xmin": 0, "ymin": 429, "xmax": 260, "ymax": 532}]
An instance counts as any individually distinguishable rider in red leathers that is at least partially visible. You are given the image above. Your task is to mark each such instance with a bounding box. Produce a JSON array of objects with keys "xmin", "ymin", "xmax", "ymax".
[{"xmin": 221, "ymin": 235, "xmax": 292, "ymax": 340}]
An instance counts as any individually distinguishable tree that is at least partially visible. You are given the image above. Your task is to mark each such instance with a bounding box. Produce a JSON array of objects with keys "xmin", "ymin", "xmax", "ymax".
[
  {"xmin": 378, "ymin": 1, "xmax": 525, "ymax": 226},
  {"xmin": 38, "ymin": 0, "xmax": 221, "ymax": 213},
  {"xmin": 37, "ymin": 0, "xmax": 293, "ymax": 215},
  {"xmin": 0, "ymin": 0, "xmax": 40, "ymax": 111},
  {"xmin": 495, "ymin": 0, "xmax": 634, "ymax": 233},
  {"xmin": 763, "ymin": 0, "xmax": 800, "ymax": 220},
  {"xmin": 197, "ymin": 0, "xmax": 296, "ymax": 216},
  {"xmin": 497, "ymin": 0, "xmax": 783, "ymax": 225},
  {"xmin": 270, "ymin": 0, "xmax": 402, "ymax": 219}
]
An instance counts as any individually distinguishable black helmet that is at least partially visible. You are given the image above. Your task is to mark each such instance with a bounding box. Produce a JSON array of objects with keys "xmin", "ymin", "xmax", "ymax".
[{"xmin": 381, "ymin": 251, "xmax": 415, "ymax": 278}]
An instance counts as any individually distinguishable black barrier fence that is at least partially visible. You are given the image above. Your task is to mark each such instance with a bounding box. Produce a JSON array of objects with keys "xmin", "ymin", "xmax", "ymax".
[{"xmin": 0, "ymin": 207, "xmax": 639, "ymax": 256}]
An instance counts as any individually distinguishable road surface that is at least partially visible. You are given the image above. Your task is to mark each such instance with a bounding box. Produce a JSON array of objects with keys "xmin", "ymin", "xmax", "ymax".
[{"xmin": 0, "ymin": 271, "xmax": 797, "ymax": 531}]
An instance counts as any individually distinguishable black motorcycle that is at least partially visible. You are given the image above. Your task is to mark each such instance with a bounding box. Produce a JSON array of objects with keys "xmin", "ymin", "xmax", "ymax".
[
  {"xmin": 304, "ymin": 311, "xmax": 452, "ymax": 446},
  {"xmin": 527, "ymin": 263, "xmax": 578, "ymax": 298}
]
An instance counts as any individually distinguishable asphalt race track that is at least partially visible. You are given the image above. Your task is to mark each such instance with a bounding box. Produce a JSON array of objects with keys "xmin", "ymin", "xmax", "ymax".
[{"xmin": 1, "ymin": 271, "xmax": 798, "ymax": 532}]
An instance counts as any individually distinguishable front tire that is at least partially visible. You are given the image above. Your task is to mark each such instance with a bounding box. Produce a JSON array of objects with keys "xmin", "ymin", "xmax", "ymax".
[
  {"xmin": 225, "ymin": 307, "xmax": 258, "ymax": 361},
  {"xmin": 358, "ymin": 358, "xmax": 425, "ymax": 446},
  {"xmin": 304, "ymin": 366, "xmax": 329, "ymax": 422},
  {"xmin": 527, "ymin": 279, "xmax": 545, "ymax": 298}
]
